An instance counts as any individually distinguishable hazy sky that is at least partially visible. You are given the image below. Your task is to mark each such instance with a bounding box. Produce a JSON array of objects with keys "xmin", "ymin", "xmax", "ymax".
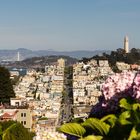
[{"xmin": 0, "ymin": 0, "xmax": 139, "ymax": 51}]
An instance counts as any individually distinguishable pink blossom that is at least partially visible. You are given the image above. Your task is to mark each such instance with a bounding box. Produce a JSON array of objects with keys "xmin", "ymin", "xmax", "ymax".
[{"xmin": 101, "ymin": 71, "xmax": 140, "ymax": 101}]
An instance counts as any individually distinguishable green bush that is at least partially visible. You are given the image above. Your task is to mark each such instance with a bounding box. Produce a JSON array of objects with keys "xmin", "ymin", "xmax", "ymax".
[
  {"xmin": 0, "ymin": 121, "xmax": 34, "ymax": 140},
  {"xmin": 58, "ymin": 98, "xmax": 140, "ymax": 140}
]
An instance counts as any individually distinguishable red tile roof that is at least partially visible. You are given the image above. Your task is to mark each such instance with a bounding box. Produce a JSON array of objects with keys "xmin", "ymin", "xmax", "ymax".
[{"xmin": 1, "ymin": 113, "xmax": 13, "ymax": 118}]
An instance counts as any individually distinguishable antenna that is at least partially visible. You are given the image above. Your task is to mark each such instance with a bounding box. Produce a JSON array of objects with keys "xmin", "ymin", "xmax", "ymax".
[{"xmin": 17, "ymin": 52, "xmax": 20, "ymax": 61}]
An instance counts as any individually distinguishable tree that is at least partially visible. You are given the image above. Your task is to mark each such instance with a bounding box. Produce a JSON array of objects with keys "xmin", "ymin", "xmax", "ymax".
[
  {"xmin": 117, "ymin": 48, "xmax": 125, "ymax": 54},
  {"xmin": 0, "ymin": 121, "xmax": 34, "ymax": 140},
  {"xmin": 0, "ymin": 67, "xmax": 15, "ymax": 103}
]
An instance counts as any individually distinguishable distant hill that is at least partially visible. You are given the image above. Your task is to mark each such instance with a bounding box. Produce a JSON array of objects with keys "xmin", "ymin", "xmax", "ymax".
[
  {"xmin": 6, "ymin": 55, "xmax": 78, "ymax": 68},
  {"xmin": 0, "ymin": 48, "xmax": 111, "ymax": 61}
]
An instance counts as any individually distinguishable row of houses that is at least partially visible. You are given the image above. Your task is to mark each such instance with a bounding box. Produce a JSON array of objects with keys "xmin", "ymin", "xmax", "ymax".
[
  {"xmin": 73, "ymin": 59, "xmax": 113, "ymax": 118},
  {"xmin": 0, "ymin": 58, "xmax": 66, "ymax": 140}
]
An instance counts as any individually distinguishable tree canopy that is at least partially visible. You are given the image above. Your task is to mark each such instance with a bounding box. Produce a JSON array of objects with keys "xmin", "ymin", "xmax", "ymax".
[
  {"xmin": 0, "ymin": 120, "xmax": 34, "ymax": 140},
  {"xmin": 80, "ymin": 48, "xmax": 140, "ymax": 73},
  {"xmin": 0, "ymin": 66, "xmax": 15, "ymax": 103}
]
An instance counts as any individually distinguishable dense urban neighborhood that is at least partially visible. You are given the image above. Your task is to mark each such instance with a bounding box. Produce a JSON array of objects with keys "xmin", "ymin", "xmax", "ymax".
[
  {"xmin": 0, "ymin": 46, "xmax": 139, "ymax": 139},
  {"xmin": 0, "ymin": 0, "xmax": 140, "ymax": 139}
]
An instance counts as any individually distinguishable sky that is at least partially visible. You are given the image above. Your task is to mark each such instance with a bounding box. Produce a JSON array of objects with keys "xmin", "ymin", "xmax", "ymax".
[{"xmin": 0, "ymin": 0, "xmax": 140, "ymax": 51}]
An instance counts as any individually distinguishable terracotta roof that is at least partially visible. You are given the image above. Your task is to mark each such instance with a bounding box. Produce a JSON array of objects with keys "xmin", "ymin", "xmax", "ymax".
[
  {"xmin": 0, "ymin": 110, "xmax": 18, "ymax": 119},
  {"xmin": 1, "ymin": 113, "xmax": 13, "ymax": 118}
]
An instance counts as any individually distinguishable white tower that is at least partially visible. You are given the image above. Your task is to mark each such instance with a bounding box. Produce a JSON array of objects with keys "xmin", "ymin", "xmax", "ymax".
[
  {"xmin": 124, "ymin": 36, "xmax": 129, "ymax": 53},
  {"xmin": 17, "ymin": 52, "xmax": 20, "ymax": 61}
]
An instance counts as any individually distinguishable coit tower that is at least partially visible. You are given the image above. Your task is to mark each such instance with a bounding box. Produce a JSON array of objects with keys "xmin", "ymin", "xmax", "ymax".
[{"xmin": 124, "ymin": 36, "xmax": 129, "ymax": 53}]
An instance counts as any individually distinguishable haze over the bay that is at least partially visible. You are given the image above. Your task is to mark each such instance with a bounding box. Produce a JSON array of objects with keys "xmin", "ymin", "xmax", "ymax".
[{"xmin": 0, "ymin": 0, "xmax": 139, "ymax": 51}]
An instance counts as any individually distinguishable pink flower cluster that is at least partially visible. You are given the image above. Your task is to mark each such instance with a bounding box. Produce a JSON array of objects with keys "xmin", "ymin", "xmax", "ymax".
[
  {"xmin": 101, "ymin": 71, "xmax": 140, "ymax": 101},
  {"xmin": 133, "ymin": 72, "xmax": 140, "ymax": 98},
  {"xmin": 90, "ymin": 71, "xmax": 140, "ymax": 117}
]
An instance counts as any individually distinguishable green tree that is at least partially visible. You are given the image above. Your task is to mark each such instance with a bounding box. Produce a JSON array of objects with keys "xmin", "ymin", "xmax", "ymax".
[
  {"xmin": 0, "ymin": 67, "xmax": 15, "ymax": 103},
  {"xmin": 0, "ymin": 121, "xmax": 34, "ymax": 140}
]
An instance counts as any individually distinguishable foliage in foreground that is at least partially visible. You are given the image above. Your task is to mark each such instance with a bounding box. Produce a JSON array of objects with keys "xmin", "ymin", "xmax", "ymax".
[
  {"xmin": 0, "ymin": 121, "xmax": 34, "ymax": 140},
  {"xmin": 58, "ymin": 98, "xmax": 140, "ymax": 140}
]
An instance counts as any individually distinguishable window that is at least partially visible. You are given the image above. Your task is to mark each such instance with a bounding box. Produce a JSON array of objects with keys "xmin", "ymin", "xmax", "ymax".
[
  {"xmin": 24, "ymin": 113, "xmax": 26, "ymax": 117},
  {"xmin": 24, "ymin": 121, "xmax": 26, "ymax": 125},
  {"xmin": 15, "ymin": 102, "xmax": 19, "ymax": 106},
  {"xmin": 21, "ymin": 113, "xmax": 23, "ymax": 117},
  {"xmin": 21, "ymin": 121, "xmax": 23, "ymax": 124},
  {"xmin": 21, "ymin": 113, "xmax": 26, "ymax": 117}
]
